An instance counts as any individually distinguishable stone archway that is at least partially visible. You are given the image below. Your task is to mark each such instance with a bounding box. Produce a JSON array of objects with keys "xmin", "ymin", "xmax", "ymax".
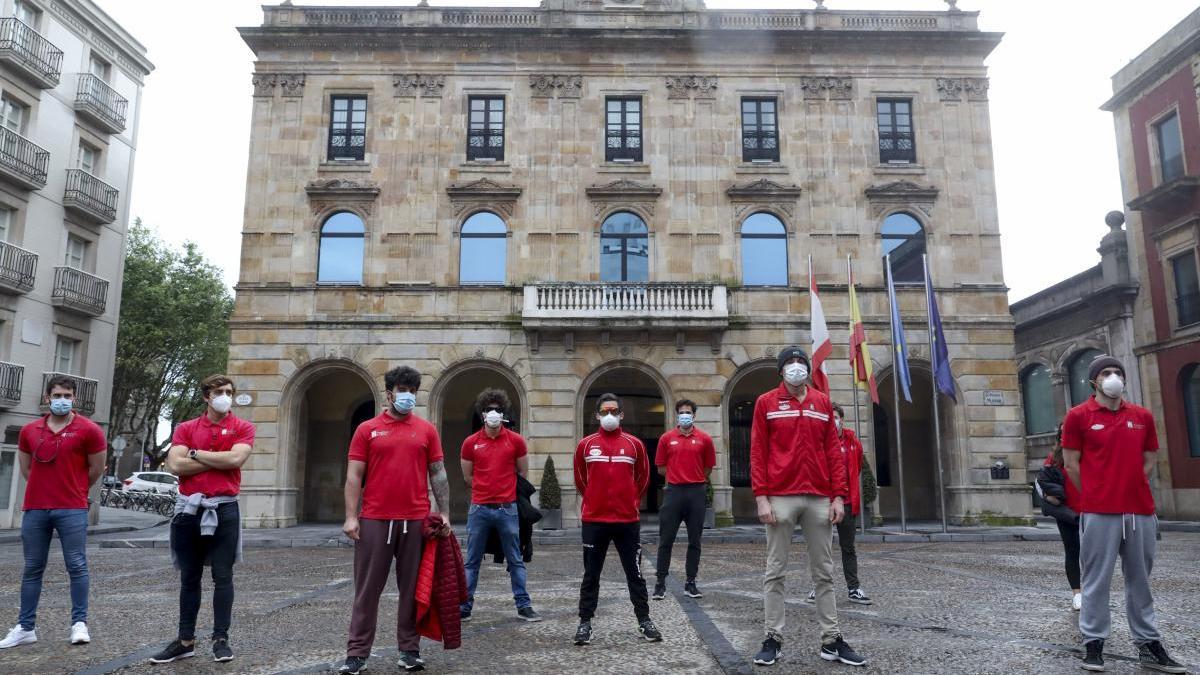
[{"xmin": 723, "ymin": 360, "xmax": 779, "ymax": 522}]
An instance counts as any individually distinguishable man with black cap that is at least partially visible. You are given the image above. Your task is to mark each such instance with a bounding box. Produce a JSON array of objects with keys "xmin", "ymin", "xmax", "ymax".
[
  {"xmin": 1062, "ymin": 354, "xmax": 1185, "ymax": 673},
  {"xmin": 750, "ymin": 347, "xmax": 865, "ymax": 668}
]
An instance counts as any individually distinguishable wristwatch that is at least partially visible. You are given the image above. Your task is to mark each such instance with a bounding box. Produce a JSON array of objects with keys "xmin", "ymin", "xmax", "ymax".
[{"xmin": 188, "ymin": 449, "xmax": 198, "ymax": 460}]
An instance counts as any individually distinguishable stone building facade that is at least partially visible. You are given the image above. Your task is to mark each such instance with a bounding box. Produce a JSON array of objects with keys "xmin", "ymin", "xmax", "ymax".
[
  {"xmin": 231, "ymin": 0, "xmax": 1027, "ymax": 528},
  {"xmin": 0, "ymin": 0, "xmax": 152, "ymax": 528}
]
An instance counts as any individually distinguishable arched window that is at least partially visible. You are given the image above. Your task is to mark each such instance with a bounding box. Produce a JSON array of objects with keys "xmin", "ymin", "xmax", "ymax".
[
  {"xmin": 881, "ymin": 212, "xmax": 926, "ymax": 284},
  {"xmin": 741, "ymin": 212, "xmax": 788, "ymax": 286},
  {"xmin": 459, "ymin": 212, "xmax": 507, "ymax": 285},
  {"xmin": 1183, "ymin": 364, "xmax": 1200, "ymax": 458},
  {"xmin": 600, "ymin": 211, "xmax": 648, "ymax": 282},
  {"xmin": 1068, "ymin": 348, "xmax": 1104, "ymax": 406},
  {"xmin": 1020, "ymin": 364, "xmax": 1055, "ymax": 435},
  {"xmin": 317, "ymin": 212, "xmax": 365, "ymax": 284}
]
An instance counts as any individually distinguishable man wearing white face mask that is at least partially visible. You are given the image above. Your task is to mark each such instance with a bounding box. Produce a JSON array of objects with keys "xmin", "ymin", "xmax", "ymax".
[
  {"xmin": 458, "ymin": 388, "xmax": 540, "ymax": 623},
  {"xmin": 1062, "ymin": 355, "xmax": 1185, "ymax": 673},
  {"xmin": 652, "ymin": 398, "xmax": 716, "ymax": 601},
  {"xmin": 152, "ymin": 375, "xmax": 255, "ymax": 665}
]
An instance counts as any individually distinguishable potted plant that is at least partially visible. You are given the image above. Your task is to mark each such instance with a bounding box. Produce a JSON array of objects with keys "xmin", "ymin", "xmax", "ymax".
[
  {"xmin": 539, "ymin": 456, "xmax": 562, "ymax": 530},
  {"xmin": 860, "ymin": 460, "xmax": 879, "ymax": 527},
  {"xmin": 703, "ymin": 477, "xmax": 716, "ymax": 529}
]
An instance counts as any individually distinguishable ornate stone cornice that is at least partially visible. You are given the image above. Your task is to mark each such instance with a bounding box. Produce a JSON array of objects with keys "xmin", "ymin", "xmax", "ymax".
[
  {"xmin": 864, "ymin": 180, "xmax": 939, "ymax": 218},
  {"xmin": 936, "ymin": 76, "xmax": 988, "ymax": 102},
  {"xmin": 665, "ymin": 75, "xmax": 718, "ymax": 99},
  {"xmin": 445, "ymin": 178, "xmax": 523, "ymax": 218},
  {"xmin": 800, "ymin": 76, "xmax": 853, "ymax": 101},
  {"xmin": 305, "ymin": 178, "xmax": 381, "ymax": 216},
  {"xmin": 393, "ymin": 74, "xmax": 447, "ymax": 98},
  {"xmin": 726, "ymin": 179, "xmax": 802, "ymax": 219},
  {"xmin": 529, "ymin": 74, "xmax": 583, "ymax": 98},
  {"xmin": 252, "ymin": 73, "xmax": 276, "ymax": 97},
  {"xmin": 585, "ymin": 179, "xmax": 662, "ymax": 219},
  {"xmin": 278, "ymin": 73, "xmax": 306, "ymax": 98}
]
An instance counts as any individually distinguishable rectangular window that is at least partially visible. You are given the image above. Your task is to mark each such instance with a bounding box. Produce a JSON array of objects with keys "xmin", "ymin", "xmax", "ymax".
[
  {"xmin": 14, "ymin": 0, "xmax": 41, "ymax": 29},
  {"xmin": 54, "ymin": 336, "xmax": 77, "ymax": 374},
  {"xmin": 1173, "ymin": 251, "xmax": 1200, "ymax": 327},
  {"xmin": 0, "ymin": 97, "xmax": 26, "ymax": 134},
  {"xmin": 328, "ymin": 96, "xmax": 367, "ymax": 161},
  {"xmin": 606, "ymin": 97, "xmax": 642, "ymax": 162},
  {"xmin": 877, "ymin": 98, "xmax": 916, "ymax": 164},
  {"xmin": 741, "ymin": 97, "xmax": 779, "ymax": 162},
  {"xmin": 65, "ymin": 234, "xmax": 86, "ymax": 269},
  {"xmin": 1156, "ymin": 112, "xmax": 1185, "ymax": 183},
  {"xmin": 0, "ymin": 207, "xmax": 12, "ymax": 243},
  {"xmin": 77, "ymin": 143, "xmax": 98, "ymax": 175},
  {"xmin": 467, "ymin": 96, "xmax": 505, "ymax": 161},
  {"xmin": 88, "ymin": 54, "xmax": 110, "ymax": 81}
]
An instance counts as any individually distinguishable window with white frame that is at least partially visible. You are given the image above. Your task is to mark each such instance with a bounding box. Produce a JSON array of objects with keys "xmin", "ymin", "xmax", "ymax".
[
  {"xmin": 0, "ymin": 97, "xmax": 26, "ymax": 134},
  {"xmin": 77, "ymin": 143, "xmax": 98, "ymax": 175},
  {"xmin": 54, "ymin": 336, "xmax": 78, "ymax": 374},
  {"xmin": 64, "ymin": 234, "xmax": 86, "ymax": 269},
  {"xmin": 0, "ymin": 207, "xmax": 13, "ymax": 243},
  {"xmin": 14, "ymin": 0, "xmax": 41, "ymax": 29},
  {"xmin": 88, "ymin": 54, "xmax": 110, "ymax": 81}
]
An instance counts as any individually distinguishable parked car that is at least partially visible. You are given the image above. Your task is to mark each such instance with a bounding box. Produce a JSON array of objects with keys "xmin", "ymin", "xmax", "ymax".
[
  {"xmin": 122, "ymin": 471, "xmax": 179, "ymax": 494},
  {"xmin": 101, "ymin": 475, "xmax": 121, "ymax": 489}
]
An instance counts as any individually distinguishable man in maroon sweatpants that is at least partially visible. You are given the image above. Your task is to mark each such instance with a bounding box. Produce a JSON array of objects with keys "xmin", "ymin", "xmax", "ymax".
[{"xmin": 339, "ymin": 366, "xmax": 451, "ymax": 674}]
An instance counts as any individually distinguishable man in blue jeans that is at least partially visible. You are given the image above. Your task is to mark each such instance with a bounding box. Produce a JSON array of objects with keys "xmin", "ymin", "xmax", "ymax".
[
  {"xmin": 459, "ymin": 389, "xmax": 541, "ymax": 623},
  {"xmin": 1, "ymin": 375, "xmax": 106, "ymax": 650}
]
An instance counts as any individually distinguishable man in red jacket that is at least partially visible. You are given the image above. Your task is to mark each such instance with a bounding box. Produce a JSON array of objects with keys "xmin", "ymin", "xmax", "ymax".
[
  {"xmin": 572, "ymin": 393, "xmax": 662, "ymax": 647},
  {"xmin": 807, "ymin": 404, "xmax": 872, "ymax": 607},
  {"xmin": 751, "ymin": 347, "xmax": 865, "ymax": 668}
]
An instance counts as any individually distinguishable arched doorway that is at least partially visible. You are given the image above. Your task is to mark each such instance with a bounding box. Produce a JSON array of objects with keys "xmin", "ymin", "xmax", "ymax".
[
  {"xmin": 294, "ymin": 368, "xmax": 376, "ymax": 523},
  {"xmin": 580, "ymin": 364, "xmax": 668, "ymax": 513},
  {"xmin": 874, "ymin": 366, "xmax": 955, "ymax": 522},
  {"xmin": 725, "ymin": 362, "xmax": 779, "ymax": 522},
  {"xmin": 433, "ymin": 363, "xmax": 525, "ymax": 522}
]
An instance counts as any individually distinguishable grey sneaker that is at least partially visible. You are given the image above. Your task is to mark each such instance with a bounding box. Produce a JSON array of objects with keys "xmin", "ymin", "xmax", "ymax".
[
  {"xmin": 517, "ymin": 606, "xmax": 543, "ymax": 622},
  {"xmin": 337, "ymin": 655, "xmax": 367, "ymax": 674},
  {"xmin": 637, "ymin": 617, "xmax": 663, "ymax": 642},
  {"xmin": 573, "ymin": 619, "xmax": 593, "ymax": 646},
  {"xmin": 397, "ymin": 650, "xmax": 424, "ymax": 672},
  {"xmin": 652, "ymin": 580, "xmax": 667, "ymax": 600},
  {"xmin": 754, "ymin": 636, "xmax": 782, "ymax": 666},
  {"xmin": 212, "ymin": 638, "xmax": 233, "ymax": 662}
]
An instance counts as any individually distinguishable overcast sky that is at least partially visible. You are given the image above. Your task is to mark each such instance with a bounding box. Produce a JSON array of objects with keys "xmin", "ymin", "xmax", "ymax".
[{"xmin": 95, "ymin": 0, "xmax": 1198, "ymax": 302}]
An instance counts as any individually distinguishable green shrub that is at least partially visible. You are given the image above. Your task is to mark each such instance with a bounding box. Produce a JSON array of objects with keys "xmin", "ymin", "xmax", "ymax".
[
  {"xmin": 861, "ymin": 460, "xmax": 878, "ymax": 508},
  {"xmin": 540, "ymin": 456, "xmax": 561, "ymax": 509},
  {"xmin": 704, "ymin": 477, "xmax": 714, "ymax": 507}
]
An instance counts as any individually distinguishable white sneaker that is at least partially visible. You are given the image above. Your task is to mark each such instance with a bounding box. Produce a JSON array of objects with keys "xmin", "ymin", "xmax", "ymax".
[
  {"xmin": 0, "ymin": 624, "xmax": 36, "ymax": 649},
  {"xmin": 1072, "ymin": 593, "xmax": 1082, "ymax": 612},
  {"xmin": 70, "ymin": 622, "xmax": 90, "ymax": 644},
  {"xmin": 806, "ymin": 589, "xmax": 816, "ymax": 603}
]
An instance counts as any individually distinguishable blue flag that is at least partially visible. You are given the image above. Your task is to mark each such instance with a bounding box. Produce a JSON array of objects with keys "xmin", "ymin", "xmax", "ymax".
[
  {"xmin": 925, "ymin": 259, "xmax": 957, "ymax": 402},
  {"xmin": 886, "ymin": 255, "xmax": 912, "ymax": 403}
]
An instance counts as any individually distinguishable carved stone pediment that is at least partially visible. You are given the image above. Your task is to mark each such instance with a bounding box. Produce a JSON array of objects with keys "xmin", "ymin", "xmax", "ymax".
[
  {"xmin": 936, "ymin": 77, "xmax": 988, "ymax": 102},
  {"xmin": 446, "ymin": 178, "xmax": 523, "ymax": 218},
  {"xmin": 278, "ymin": 73, "xmax": 305, "ymax": 98},
  {"xmin": 585, "ymin": 179, "xmax": 663, "ymax": 199},
  {"xmin": 665, "ymin": 75, "xmax": 718, "ymax": 99},
  {"xmin": 529, "ymin": 74, "xmax": 583, "ymax": 98},
  {"xmin": 800, "ymin": 76, "xmax": 853, "ymax": 101},
  {"xmin": 393, "ymin": 74, "xmax": 446, "ymax": 98},
  {"xmin": 305, "ymin": 178, "xmax": 381, "ymax": 216},
  {"xmin": 864, "ymin": 180, "xmax": 939, "ymax": 218},
  {"xmin": 725, "ymin": 179, "xmax": 802, "ymax": 201}
]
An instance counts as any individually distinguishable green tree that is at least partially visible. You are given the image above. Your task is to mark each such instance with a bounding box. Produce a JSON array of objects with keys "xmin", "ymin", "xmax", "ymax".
[{"xmin": 108, "ymin": 220, "xmax": 233, "ymax": 470}]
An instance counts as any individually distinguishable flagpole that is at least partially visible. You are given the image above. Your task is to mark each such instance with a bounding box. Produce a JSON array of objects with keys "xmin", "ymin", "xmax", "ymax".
[
  {"xmin": 886, "ymin": 254, "xmax": 907, "ymax": 533},
  {"xmin": 848, "ymin": 255, "xmax": 867, "ymax": 535},
  {"xmin": 924, "ymin": 255, "xmax": 949, "ymax": 534}
]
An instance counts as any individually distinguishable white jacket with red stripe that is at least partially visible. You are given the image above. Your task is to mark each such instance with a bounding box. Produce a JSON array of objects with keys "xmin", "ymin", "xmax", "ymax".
[
  {"xmin": 573, "ymin": 428, "xmax": 649, "ymax": 523},
  {"xmin": 750, "ymin": 383, "xmax": 848, "ymax": 500}
]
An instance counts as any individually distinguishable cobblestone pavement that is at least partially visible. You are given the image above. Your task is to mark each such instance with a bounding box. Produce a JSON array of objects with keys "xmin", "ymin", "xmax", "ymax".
[{"xmin": 0, "ymin": 531, "xmax": 1195, "ymax": 674}]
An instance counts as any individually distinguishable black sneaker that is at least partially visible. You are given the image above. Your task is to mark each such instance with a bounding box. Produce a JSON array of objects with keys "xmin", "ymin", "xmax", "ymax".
[
  {"xmin": 149, "ymin": 639, "xmax": 196, "ymax": 664},
  {"xmin": 820, "ymin": 637, "xmax": 867, "ymax": 666},
  {"xmin": 754, "ymin": 636, "xmax": 782, "ymax": 666},
  {"xmin": 684, "ymin": 581, "xmax": 703, "ymax": 598},
  {"xmin": 638, "ymin": 618, "xmax": 663, "ymax": 642},
  {"xmin": 398, "ymin": 650, "xmax": 424, "ymax": 672},
  {"xmin": 1138, "ymin": 641, "xmax": 1186, "ymax": 674},
  {"xmin": 337, "ymin": 655, "xmax": 367, "ymax": 674},
  {"xmin": 573, "ymin": 619, "xmax": 593, "ymax": 646},
  {"xmin": 847, "ymin": 588, "xmax": 872, "ymax": 605},
  {"xmin": 652, "ymin": 580, "xmax": 667, "ymax": 600},
  {"xmin": 517, "ymin": 607, "xmax": 543, "ymax": 622},
  {"xmin": 212, "ymin": 638, "xmax": 233, "ymax": 662},
  {"xmin": 1081, "ymin": 639, "xmax": 1104, "ymax": 671},
  {"xmin": 460, "ymin": 608, "xmax": 471, "ymax": 622}
]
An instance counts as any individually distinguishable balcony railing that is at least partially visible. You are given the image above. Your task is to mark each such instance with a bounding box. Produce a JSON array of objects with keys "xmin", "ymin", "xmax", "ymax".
[
  {"xmin": 40, "ymin": 371, "xmax": 97, "ymax": 416},
  {"xmin": 1178, "ymin": 291, "xmax": 1200, "ymax": 328},
  {"xmin": 0, "ymin": 125, "xmax": 48, "ymax": 189},
  {"xmin": 62, "ymin": 169, "xmax": 118, "ymax": 224},
  {"xmin": 0, "ymin": 18, "xmax": 63, "ymax": 88},
  {"xmin": 522, "ymin": 282, "xmax": 728, "ymax": 329},
  {"xmin": 74, "ymin": 73, "xmax": 128, "ymax": 134},
  {"xmin": 0, "ymin": 240, "xmax": 36, "ymax": 294},
  {"xmin": 51, "ymin": 266, "xmax": 108, "ymax": 317},
  {"xmin": 0, "ymin": 360, "xmax": 22, "ymax": 407}
]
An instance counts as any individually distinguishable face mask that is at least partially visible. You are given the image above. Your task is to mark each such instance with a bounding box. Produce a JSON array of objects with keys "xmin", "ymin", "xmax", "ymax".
[
  {"xmin": 49, "ymin": 398, "xmax": 73, "ymax": 416},
  {"xmin": 484, "ymin": 410, "xmax": 504, "ymax": 428},
  {"xmin": 210, "ymin": 394, "xmax": 233, "ymax": 414},
  {"xmin": 783, "ymin": 363, "xmax": 808, "ymax": 386},
  {"xmin": 1100, "ymin": 374, "xmax": 1125, "ymax": 399},
  {"xmin": 599, "ymin": 413, "xmax": 620, "ymax": 432},
  {"xmin": 835, "ymin": 418, "xmax": 843, "ymax": 432},
  {"xmin": 677, "ymin": 413, "xmax": 694, "ymax": 428},
  {"xmin": 393, "ymin": 391, "xmax": 416, "ymax": 413}
]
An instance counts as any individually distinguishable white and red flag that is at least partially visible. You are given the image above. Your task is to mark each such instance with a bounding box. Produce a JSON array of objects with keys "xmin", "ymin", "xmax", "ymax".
[{"xmin": 808, "ymin": 256, "xmax": 831, "ymax": 394}]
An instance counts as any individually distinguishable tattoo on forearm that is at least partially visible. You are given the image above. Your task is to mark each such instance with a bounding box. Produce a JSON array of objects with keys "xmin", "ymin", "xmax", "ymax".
[{"xmin": 428, "ymin": 461, "xmax": 450, "ymax": 514}]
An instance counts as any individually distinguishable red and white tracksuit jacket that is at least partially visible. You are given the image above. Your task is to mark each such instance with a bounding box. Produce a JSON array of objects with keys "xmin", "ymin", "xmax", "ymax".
[
  {"xmin": 573, "ymin": 428, "xmax": 649, "ymax": 523},
  {"xmin": 750, "ymin": 383, "xmax": 849, "ymax": 500}
]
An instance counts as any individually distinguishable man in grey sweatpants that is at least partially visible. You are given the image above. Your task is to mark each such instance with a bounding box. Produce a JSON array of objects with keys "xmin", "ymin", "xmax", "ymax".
[{"xmin": 1061, "ymin": 355, "xmax": 1186, "ymax": 674}]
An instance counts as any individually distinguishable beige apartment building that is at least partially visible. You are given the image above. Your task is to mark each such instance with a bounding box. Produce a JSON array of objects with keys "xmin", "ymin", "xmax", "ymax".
[
  {"xmin": 231, "ymin": 0, "xmax": 1026, "ymax": 528},
  {"xmin": 0, "ymin": 0, "xmax": 152, "ymax": 527}
]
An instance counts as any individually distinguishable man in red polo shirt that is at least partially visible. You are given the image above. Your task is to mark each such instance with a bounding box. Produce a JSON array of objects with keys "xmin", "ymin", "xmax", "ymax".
[
  {"xmin": 459, "ymin": 388, "xmax": 540, "ymax": 622},
  {"xmin": 1, "ymin": 375, "xmax": 105, "ymax": 651},
  {"xmin": 751, "ymin": 347, "xmax": 865, "ymax": 668},
  {"xmin": 339, "ymin": 365, "xmax": 450, "ymax": 675},
  {"xmin": 1062, "ymin": 355, "xmax": 1185, "ymax": 673},
  {"xmin": 150, "ymin": 375, "xmax": 255, "ymax": 665},
  {"xmin": 652, "ymin": 398, "xmax": 715, "ymax": 602}
]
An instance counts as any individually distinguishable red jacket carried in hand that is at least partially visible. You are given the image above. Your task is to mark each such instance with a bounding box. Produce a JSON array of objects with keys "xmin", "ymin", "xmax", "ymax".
[
  {"xmin": 573, "ymin": 428, "xmax": 650, "ymax": 523},
  {"xmin": 750, "ymin": 383, "xmax": 848, "ymax": 500},
  {"xmin": 415, "ymin": 514, "xmax": 467, "ymax": 649}
]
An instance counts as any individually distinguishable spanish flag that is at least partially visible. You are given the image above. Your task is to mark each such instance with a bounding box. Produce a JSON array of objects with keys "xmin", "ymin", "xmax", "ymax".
[{"xmin": 848, "ymin": 259, "xmax": 880, "ymax": 404}]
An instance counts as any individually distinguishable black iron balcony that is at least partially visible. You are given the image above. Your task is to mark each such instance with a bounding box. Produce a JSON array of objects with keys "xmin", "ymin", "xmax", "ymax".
[
  {"xmin": 0, "ymin": 126, "xmax": 48, "ymax": 189},
  {"xmin": 0, "ymin": 18, "xmax": 63, "ymax": 88},
  {"xmin": 74, "ymin": 73, "xmax": 127, "ymax": 134},
  {"xmin": 40, "ymin": 371, "xmax": 97, "ymax": 416},
  {"xmin": 63, "ymin": 169, "xmax": 118, "ymax": 224},
  {"xmin": 0, "ymin": 240, "xmax": 36, "ymax": 294},
  {"xmin": 51, "ymin": 266, "xmax": 108, "ymax": 317},
  {"xmin": 0, "ymin": 360, "xmax": 22, "ymax": 407},
  {"xmin": 1177, "ymin": 291, "xmax": 1200, "ymax": 328}
]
